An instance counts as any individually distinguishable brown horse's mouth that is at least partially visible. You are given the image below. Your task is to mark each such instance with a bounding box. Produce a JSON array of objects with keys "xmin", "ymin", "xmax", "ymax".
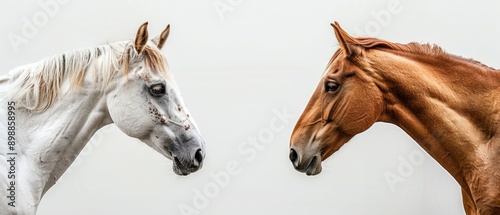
[
  {"xmin": 289, "ymin": 148, "xmax": 323, "ymax": 176},
  {"xmin": 305, "ymin": 155, "xmax": 322, "ymax": 175}
]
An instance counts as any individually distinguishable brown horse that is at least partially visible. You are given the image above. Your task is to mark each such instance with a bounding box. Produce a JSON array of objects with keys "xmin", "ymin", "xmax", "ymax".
[{"xmin": 289, "ymin": 22, "xmax": 500, "ymax": 215}]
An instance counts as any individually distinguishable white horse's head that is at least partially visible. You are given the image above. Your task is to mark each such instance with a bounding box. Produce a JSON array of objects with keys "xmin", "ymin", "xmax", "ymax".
[{"xmin": 107, "ymin": 23, "xmax": 205, "ymax": 175}]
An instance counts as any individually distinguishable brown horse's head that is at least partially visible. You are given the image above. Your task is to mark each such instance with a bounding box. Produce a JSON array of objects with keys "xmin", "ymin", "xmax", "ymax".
[{"xmin": 289, "ymin": 22, "xmax": 385, "ymax": 175}]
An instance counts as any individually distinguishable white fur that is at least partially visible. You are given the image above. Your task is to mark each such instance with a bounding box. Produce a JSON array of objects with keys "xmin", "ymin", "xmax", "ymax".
[{"xmin": 0, "ymin": 41, "xmax": 205, "ymax": 214}]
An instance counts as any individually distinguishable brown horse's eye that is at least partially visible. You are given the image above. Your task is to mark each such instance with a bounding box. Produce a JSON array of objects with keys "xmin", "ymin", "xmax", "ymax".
[
  {"xmin": 325, "ymin": 81, "xmax": 340, "ymax": 92},
  {"xmin": 149, "ymin": 84, "xmax": 166, "ymax": 96}
]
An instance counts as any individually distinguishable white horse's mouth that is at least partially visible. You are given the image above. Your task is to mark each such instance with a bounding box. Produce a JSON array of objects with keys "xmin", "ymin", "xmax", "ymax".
[
  {"xmin": 172, "ymin": 155, "xmax": 204, "ymax": 176},
  {"xmin": 162, "ymin": 144, "xmax": 205, "ymax": 176}
]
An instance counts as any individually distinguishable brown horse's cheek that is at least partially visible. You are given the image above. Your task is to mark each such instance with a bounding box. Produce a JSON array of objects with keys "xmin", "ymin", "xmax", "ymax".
[{"xmin": 341, "ymin": 98, "xmax": 379, "ymax": 135}]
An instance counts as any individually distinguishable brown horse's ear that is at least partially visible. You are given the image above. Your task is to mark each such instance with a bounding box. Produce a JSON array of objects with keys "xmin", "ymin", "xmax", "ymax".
[
  {"xmin": 152, "ymin": 24, "xmax": 170, "ymax": 50},
  {"xmin": 331, "ymin": 22, "xmax": 358, "ymax": 58},
  {"xmin": 134, "ymin": 22, "xmax": 149, "ymax": 54}
]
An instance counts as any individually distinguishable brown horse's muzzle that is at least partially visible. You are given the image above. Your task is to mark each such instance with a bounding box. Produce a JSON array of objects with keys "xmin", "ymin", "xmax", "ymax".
[{"xmin": 289, "ymin": 147, "xmax": 323, "ymax": 175}]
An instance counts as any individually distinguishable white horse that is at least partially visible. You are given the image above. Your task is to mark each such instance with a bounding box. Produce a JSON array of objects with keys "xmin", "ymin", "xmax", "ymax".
[{"xmin": 0, "ymin": 22, "xmax": 206, "ymax": 214}]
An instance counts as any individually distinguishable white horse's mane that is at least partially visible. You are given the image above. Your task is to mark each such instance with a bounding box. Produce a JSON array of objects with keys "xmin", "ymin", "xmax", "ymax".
[{"xmin": 3, "ymin": 41, "xmax": 168, "ymax": 111}]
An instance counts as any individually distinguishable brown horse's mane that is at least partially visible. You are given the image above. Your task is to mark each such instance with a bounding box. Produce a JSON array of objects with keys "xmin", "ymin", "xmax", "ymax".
[{"xmin": 350, "ymin": 37, "xmax": 497, "ymax": 71}]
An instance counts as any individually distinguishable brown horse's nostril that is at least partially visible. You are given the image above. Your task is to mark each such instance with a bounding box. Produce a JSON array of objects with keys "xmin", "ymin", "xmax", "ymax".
[
  {"xmin": 193, "ymin": 148, "xmax": 204, "ymax": 167},
  {"xmin": 289, "ymin": 148, "xmax": 299, "ymax": 168}
]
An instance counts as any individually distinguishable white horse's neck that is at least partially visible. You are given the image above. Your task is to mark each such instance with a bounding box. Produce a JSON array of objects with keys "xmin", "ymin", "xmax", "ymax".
[{"xmin": 0, "ymin": 77, "xmax": 113, "ymax": 213}]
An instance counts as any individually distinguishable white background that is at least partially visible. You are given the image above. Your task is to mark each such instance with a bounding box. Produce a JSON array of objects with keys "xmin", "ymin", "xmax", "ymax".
[{"xmin": 2, "ymin": 0, "xmax": 500, "ymax": 214}]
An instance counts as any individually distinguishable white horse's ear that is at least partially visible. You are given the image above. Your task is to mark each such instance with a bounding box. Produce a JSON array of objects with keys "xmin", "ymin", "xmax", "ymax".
[
  {"xmin": 134, "ymin": 22, "xmax": 149, "ymax": 54},
  {"xmin": 152, "ymin": 24, "xmax": 170, "ymax": 50}
]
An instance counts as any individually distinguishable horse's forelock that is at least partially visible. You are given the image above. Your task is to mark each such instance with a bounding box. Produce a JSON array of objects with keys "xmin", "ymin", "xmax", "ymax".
[{"xmin": 121, "ymin": 44, "xmax": 169, "ymax": 78}]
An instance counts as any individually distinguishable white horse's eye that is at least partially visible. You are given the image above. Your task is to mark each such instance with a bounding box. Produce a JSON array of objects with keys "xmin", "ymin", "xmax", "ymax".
[{"xmin": 149, "ymin": 84, "xmax": 166, "ymax": 97}]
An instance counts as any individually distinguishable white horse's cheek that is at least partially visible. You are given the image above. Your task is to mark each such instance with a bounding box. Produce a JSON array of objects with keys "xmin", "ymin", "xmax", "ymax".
[{"xmin": 107, "ymin": 90, "xmax": 150, "ymax": 138}]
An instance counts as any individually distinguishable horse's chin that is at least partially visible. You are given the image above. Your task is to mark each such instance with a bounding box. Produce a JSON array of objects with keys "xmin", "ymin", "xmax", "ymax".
[
  {"xmin": 173, "ymin": 165, "xmax": 191, "ymax": 176},
  {"xmin": 172, "ymin": 157, "xmax": 202, "ymax": 176},
  {"xmin": 305, "ymin": 166, "xmax": 322, "ymax": 176},
  {"xmin": 160, "ymin": 146, "xmax": 192, "ymax": 175},
  {"xmin": 305, "ymin": 157, "xmax": 322, "ymax": 176}
]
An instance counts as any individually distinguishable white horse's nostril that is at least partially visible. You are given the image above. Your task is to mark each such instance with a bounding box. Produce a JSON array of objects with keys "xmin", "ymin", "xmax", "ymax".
[{"xmin": 193, "ymin": 149, "xmax": 204, "ymax": 167}]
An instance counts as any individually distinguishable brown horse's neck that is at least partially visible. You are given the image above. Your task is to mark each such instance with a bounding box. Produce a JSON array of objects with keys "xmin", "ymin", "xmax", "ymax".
[{"xmin": 369, "ymin": 49, "xmax": 500, "ymax": 191}]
